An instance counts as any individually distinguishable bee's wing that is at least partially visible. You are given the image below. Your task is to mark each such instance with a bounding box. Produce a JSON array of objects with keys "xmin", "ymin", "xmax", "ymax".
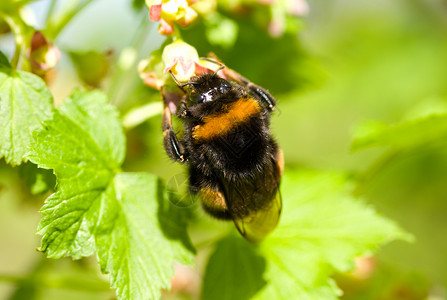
[
  {"xmin": 223, "ymin": 161, "xmax": 282, "ymax": 243},
  {"xmin": 232, "ymin": 190, "xmax": 282, "ymax": 244}
]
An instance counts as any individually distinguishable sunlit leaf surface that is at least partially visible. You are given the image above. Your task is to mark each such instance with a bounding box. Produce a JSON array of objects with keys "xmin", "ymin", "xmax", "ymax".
[
  {"xmin": 203, "ymin": 170, "xmax": 411, "ymax": 299},
  {"xmin": 28, "ymin": 90, "xmax": 194, "ymax": 299},
  {"xmin": 0, "ymin": 51, "xmax": 53, "ymax": 165}
]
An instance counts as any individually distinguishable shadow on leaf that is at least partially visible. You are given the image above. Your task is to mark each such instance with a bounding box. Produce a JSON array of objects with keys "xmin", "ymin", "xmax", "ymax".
[
  {"xmin": 156, "ymin": 178, "xmax": 196, "ymax": 254},
  {"xmin": 202, "ymin": 234, "xmax": 266, "ymax": 300}
]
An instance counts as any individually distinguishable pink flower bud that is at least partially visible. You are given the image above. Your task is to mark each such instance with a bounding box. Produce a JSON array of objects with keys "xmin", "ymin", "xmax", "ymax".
[
  {"xmin": 149, "ymin": 3, "xmax": 162, "ymax": 21},
  {"xmin": 28, "ymin": 31, "xmax": 60, "ymax": 76}
]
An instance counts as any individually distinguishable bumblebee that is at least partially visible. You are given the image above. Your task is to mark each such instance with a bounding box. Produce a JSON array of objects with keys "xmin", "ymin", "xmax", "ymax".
[{"xmin": 161, "ymin": 59, "xmax": 283, "ymax": 243}]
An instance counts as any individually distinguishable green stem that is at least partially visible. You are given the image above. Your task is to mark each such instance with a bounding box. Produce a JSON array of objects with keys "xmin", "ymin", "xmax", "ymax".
[
  {"xmin": 1, "ymin": 14, "xmax": 25, "ymax": 69},
  {"xmin": 122, "ymin": 102, "xmax": 163, "ymax": 129},
  {"xmin": 48, "ymin": 0, "xmax": 95, "ymax": 39},
  {"xmin": 171, "ymin": 24, "xmax": 183, "ymax": 41},
  {"xmin": 108, "ymin": 13, "xmax": 152, "ymax": 105},
  {"xmin": 45, "ymin": 0, "xmax": 58, "ymax": 26},
  {"xmin": 0, "ymin": 273, "xmax": 110, "ymax": 292},
  {"xmin": 0, "ymin": 275, "xmax": 26, "ymax": 283}
]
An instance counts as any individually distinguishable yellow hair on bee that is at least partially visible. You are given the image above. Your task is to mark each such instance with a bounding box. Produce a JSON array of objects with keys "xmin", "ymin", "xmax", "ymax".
[
  {"xmin": 200, "ymin": 187, "xmax": 228, "ymax": 211},
  {"xmin": 192, "ymin": 98, "xmax": 261, "ymax": 141}
]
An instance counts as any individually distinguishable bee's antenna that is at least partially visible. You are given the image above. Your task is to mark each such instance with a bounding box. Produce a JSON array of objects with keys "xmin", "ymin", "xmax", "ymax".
[
  {"xmin": 169, "ymin": 58, "xmax": 226, "ymax": 87},
  {"xmin": 199, "ymin": 57, "xmax": 226, "ymax": 75},
  {"xmin": 169, "ymin": 70, "xmax": 192, "ymax": 88},
  {"xmin": 213, "ymin": 65, "xmax": 225, "ymax": 76}
]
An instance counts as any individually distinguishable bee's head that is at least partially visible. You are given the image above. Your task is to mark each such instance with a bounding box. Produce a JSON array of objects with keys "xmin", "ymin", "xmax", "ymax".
[{"xmin": 186, "ymin": 74, "xmax": 233, "ymax": 103}]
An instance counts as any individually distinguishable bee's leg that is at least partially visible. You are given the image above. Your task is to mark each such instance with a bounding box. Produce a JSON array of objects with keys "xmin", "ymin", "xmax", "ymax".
[
  {"xmin": 246, "ymin": 83, "xmax": 276, "ymax": 111},
  {"xmin": 221, "ymin": 67, "xmax": 276, "ymax": 111},
  {"xmin": 177, "ymin": 97, "xmax": 193, "ymax": 119},
  {"xmin": 162, "ymin": 91, "xmax": 187, "ymax": 163},
  {"xmin": 189, "ymin": 167, "xmax": 232, "ymax": 220}
]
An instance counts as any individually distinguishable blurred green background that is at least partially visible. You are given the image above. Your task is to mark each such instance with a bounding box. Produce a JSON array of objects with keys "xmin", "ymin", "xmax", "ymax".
[{"xmin": 1, "ymin": 0, "xmax": 447, "ymax": 299}]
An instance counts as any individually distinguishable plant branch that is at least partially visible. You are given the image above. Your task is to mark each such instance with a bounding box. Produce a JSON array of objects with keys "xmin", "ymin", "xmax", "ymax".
[
  {"xmin": 0, "ymin": 275, "xmax": 26, "ymax": 283},
  {"xmin": 0, "ymin": 273, "xmax": 110, "ymax": 292},
  {"xmin": 122, "ymin": 102, "xmax": 163, "ymax": 129},
  {"xmin": 1, "ymin": 14, "xmax": 25, "ymax": 69},
  {"xmin": 108, "ymin": 13, "xmax": 152, "ymax": 105},
  {"xmin": 47, "ymin": 0, "xmax": 95, "ymax": 39},
  {"xmin": 45, "ymin": 0, "xmax": 58, "ymax": 26}
]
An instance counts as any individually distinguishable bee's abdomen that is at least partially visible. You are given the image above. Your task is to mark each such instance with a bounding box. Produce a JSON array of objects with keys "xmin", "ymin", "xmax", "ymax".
[{"xmin": 203, "ymin": 121, "xmax": 275, "ymax": 182}]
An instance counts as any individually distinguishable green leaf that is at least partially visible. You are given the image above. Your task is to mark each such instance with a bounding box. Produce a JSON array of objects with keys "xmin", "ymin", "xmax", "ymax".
[
  {"xmin": 96, "ymin": 173, "xmax": 194, "ymax": 300},
  {"xmin": 28, "ymin": 90, "xmax": 194, "ymax": 299},
  {"xmin": 0, "ymin": 51, "xmax": 11, "ymax": 69},
  {"xmin": 0, "ymin": 51, "xmax": 54, "ymax": 165},
  {"xmin": 202, "ymin": 236, "xmax": 267, "ymax": 300},
  {"xmin": 351, "ymin": 113, "xmax": 447, "ymax": 152},
  {"xmin": 27, "ymin": 90, "xmax": 124, "ymax": 258},
  {"xmin": 202, "ymin": 169, "xmax": 411, "ymax": 300}
]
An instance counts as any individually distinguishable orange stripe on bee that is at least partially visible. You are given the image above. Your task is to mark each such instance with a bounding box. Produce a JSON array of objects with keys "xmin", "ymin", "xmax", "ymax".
[{"xmin": 192, "ymin": 98, "xmax": 261, "ymax": 141}]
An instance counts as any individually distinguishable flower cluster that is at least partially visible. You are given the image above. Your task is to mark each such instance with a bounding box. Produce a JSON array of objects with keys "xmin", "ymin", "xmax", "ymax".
[
  {"xmin": 266, "ymin": 0, "xmax": 308, "ymax": 36},
  {"xmin": 146, "ymin": 0, "xmax": 308, "ymax": 37},
  {"xmin": 140, "ymin": 1, "xmax": 310, "ymax": 89},
  {"xmin": 146, "ymin": 0, "xmax": 202, "ymax": 35}
]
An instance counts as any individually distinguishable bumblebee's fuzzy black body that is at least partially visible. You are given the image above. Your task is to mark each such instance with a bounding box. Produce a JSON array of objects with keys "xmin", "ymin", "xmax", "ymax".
[{"xmin": 162, "ymin": 71, "xmax": 282, "ymax": 242}]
